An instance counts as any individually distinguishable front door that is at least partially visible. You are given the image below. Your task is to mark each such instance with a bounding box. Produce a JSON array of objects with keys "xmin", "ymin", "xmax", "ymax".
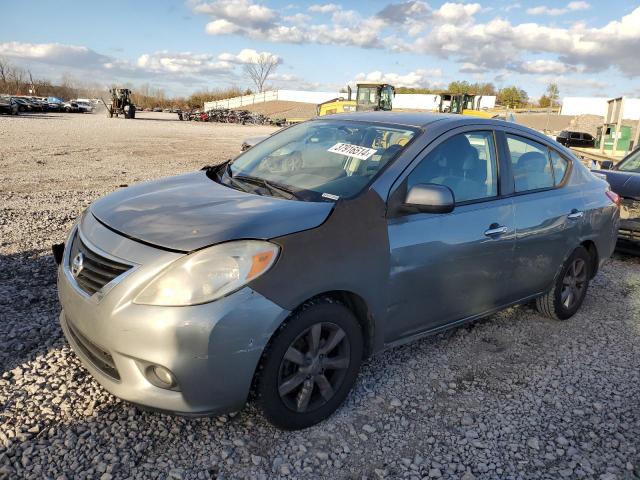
[{"xmin": 384, "ymin": 129, "xmax": 516, "ymax": 343}]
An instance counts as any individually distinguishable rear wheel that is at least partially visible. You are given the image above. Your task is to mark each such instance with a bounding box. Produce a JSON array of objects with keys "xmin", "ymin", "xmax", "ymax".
[
  {"xmin": 255, "ymin": 298, "xmax": 363, "ymax": 430},
  {"xmin": 536, "ymin": 246, "xmax": 591, "ymax": 320}
]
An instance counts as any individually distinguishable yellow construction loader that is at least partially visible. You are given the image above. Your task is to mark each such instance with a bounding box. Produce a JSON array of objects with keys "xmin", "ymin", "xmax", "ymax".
[
  {"xmin": 317, "ymin": 83, "xmax": 395, "ymax": 116},
  {"xmin": 438, "ymin": 93, "xmax": 495, "ymax": 118}
]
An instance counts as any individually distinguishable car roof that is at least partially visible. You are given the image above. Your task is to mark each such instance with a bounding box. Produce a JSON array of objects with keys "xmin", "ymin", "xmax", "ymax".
[{"xmin": 317, "ymin": 111, "xmax": 548, "ymax": 137}]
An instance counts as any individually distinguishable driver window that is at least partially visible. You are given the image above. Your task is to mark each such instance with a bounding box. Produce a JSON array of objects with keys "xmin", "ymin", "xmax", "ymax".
[{"xmin": 408, "ymin": 131, "xmax": 498, "ymax": 203}]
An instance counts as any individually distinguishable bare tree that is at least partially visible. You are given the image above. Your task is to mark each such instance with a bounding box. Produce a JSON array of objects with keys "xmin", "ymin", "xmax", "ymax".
[
  {"xmin": 0, "ymin": 57, "xmax": 9, "ymax": 90},
  {"xmin": 243, "ymin": 54, "xmax": 279, "ymax": 93},
  {"xmin": 9, "ymin": 65, "xmax": 25, "ymax": 94}
]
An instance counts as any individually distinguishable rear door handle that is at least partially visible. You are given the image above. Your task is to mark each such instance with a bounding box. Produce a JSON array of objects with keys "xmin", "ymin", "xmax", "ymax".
[
  {"xmin": 484, "ymin": 225, "xmax": 508, "ymax": 236},
  {"xmin": 568, "ymin": 209, "xmax": 584, "ymax": 220}
]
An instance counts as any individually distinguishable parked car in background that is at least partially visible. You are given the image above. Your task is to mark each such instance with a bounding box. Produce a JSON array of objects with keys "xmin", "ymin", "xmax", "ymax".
[
  {"xmin": 63, "ymin": 101, "xmax": 80, "ymax": 113},
  {"xmin": 594, "ymin": 149, "xmax": 640, "ymax": 252},
  {"xmin": 74, "ymin": 100, "xmax": 94, "ymax": 113},
  {"xmin": 20, "ymin": 97, "xmax": 41, "ymax": 111},
  {"xmin": 556, "ymin": 131, "xmax": 595, "ymax": 148},
  {"xmin": 55, "ymin": 113, "xmax": 619, "ymax": 430},
  {"xmin": 153, "ymin": 107, "xmax": 162, "ymax": 112},
  {"xmin": 12, "ymin": 97, "xmax": 32, "ymax": 112},
  {"xmin": 0, "ymin": 95, "xmax": 19, "ymax": 115},
  {"xmin": 47, "ymin": 97, "xmax": 65, "ymax": 111}
]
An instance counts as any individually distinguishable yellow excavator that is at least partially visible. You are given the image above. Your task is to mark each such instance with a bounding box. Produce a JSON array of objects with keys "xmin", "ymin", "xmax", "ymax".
[
  {"xmin": 438, "ymin": 93, "xmax": 495, "ymax": 118},
  {"xmin": 317, "ymin": 85, "xmax": 495, "ymax": 119},
  {"xmin": 317, "ymin": 83, "xmax": 395, "ymax": 116}
]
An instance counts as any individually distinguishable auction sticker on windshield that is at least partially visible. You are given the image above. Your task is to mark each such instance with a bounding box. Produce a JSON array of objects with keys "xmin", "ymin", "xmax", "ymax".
[{"xmin": 328, "ymin": 143, "xmax": 377, "ymax": 160}]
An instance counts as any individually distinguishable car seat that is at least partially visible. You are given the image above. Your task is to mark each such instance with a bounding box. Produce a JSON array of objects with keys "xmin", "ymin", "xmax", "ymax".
[{"xmin": 515, "ymin": 151, "xmax": 550, "ymax": 191}]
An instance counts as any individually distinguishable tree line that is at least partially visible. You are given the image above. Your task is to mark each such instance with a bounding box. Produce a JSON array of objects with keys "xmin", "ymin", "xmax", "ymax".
[
  {"xmin": 0, "ymin": 56, "xmax": 250, "ymax": 109},
  {"xmin": 396, "ymin": 81, "xmax": 560, "ymax": 109}
]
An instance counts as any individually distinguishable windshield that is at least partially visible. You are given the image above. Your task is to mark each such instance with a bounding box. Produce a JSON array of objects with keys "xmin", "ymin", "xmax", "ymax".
[
  {"xmin": 226, "ymin": 120, "xmax": 417, "ymax": 201},
  {"xmin": 357, "ymin": 87, "xmax": 378, "ymax": 106},
  {"xmin": 618, "ymin": 149, "xmax": 640, "ymax": 173}
]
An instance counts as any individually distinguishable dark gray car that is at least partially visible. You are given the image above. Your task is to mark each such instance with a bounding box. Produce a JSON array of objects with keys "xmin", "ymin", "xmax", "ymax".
[{"xmin": 56, "ymin": 113, "xmax": 619, "ymax": 429}]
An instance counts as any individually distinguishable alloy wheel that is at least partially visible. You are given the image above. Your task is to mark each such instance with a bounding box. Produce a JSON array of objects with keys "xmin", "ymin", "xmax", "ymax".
[
  {"xmin": 277, "ymin": 322, "xmax": 351, "ymax": 413},
  {"xmin": 561, "ymin": 258, "xmax": 587, "ymax": 309}
]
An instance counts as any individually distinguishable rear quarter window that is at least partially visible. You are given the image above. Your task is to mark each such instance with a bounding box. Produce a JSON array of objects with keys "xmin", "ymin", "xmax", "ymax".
[{"xmin": 549, "ymin": 150, "xmax": 570, "ymax": 185}]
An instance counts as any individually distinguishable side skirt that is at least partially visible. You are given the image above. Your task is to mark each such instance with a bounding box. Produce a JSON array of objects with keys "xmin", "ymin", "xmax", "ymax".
[{"xmin": 381, "ymin": 291, "xmax": 545, "ymax": 352}]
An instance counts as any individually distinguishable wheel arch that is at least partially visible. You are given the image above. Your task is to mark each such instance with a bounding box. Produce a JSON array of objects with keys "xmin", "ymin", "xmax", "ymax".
[
  {"xmin": 249, "ymin": 290, "xmax": 375, "ymax": 402},
  {"xmin": 580, "ymin": 239, "xmax": 599, "ymax": 279}
]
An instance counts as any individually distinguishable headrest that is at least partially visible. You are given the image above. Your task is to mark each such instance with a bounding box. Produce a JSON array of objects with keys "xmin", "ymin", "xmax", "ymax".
[{"xmin": 517, "ymin": 152, "xmax": 548, "ymax": 171}]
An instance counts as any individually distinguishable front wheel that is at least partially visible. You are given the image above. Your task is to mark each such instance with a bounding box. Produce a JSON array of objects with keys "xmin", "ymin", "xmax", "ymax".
[
  {"xmin": 536, "ymin": 246, "xmax": 591, "ymax": 320},
  {"xmin": 255, "ymin": 298, "xmax": 363, "ymax": 430}
]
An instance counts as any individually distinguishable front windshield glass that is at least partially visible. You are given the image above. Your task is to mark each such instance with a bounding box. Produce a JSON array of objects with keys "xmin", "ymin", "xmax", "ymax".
[
  {"xmin": 618, "ymin": 149, "xmax": 640, "ymax": 173},
  {"xmin": 227, "ymin": 120, "xmax": 418, "ymax": 201}
]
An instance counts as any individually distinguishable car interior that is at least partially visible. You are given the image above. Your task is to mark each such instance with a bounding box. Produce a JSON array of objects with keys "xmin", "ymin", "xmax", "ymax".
[
  {"xmin": 408, "ymin": 133, "xmax": 495, "ymax": 203},
  {"xmin": 253, "ymin": 124, "xmax": 414, "ymax": 197}
]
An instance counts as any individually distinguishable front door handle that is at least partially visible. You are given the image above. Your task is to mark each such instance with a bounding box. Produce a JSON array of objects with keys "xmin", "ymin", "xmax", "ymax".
[
  {"xmin": 568, "ymin": 209, "xmax": 584, "ymax": 220},
  {"xmin": 484, "ymin": 224, "xmax": 508, "ymax": 237}
]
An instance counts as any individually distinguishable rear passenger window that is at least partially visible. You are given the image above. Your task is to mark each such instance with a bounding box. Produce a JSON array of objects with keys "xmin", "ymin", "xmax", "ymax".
[
  {"xmin": 506, "ymin": 135, "xmax": 554, "ymax": 192},
  {"xmin": 549, "ymin": 150, "xmax": 569, "ymax": 185},
  {"xmin": 408, "ymin": 131, "xmax": 498, "ymax": 203}
]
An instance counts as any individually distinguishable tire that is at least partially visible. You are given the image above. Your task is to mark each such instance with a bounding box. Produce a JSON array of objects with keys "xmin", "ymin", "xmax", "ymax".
[
  {"xmin": 535, "ymin": 246, "xmax": 591, "ymax": 320},
  {"xmin": 255, "ymin": 298, "xmax": 363, "ymax": 430}
]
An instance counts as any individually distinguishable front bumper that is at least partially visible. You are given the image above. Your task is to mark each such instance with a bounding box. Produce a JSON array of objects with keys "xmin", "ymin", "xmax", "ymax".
[{"xmin": 57, "ymin": 213, "xmax": 289, "ymax": 415}]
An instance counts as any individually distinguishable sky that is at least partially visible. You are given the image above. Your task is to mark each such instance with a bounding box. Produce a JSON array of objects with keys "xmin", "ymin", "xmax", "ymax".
[{"xmin": 1, "ymin": 0, "xmax": 639, "ymax": 100}]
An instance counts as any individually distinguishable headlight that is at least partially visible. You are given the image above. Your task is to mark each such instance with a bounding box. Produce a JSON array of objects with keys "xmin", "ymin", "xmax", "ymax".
[{"xmin": 134, "ymin": 240, "xmax": 279, "ymax": 306}]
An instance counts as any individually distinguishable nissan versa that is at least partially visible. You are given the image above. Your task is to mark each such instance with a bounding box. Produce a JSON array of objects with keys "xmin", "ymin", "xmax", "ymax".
[{"xmin": 55, "ymin": 113, "xmax": 619, "ymax": 430}]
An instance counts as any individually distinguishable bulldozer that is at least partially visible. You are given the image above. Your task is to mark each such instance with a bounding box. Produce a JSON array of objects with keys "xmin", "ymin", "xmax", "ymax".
[
  {"xmin": 105, "ymin": 88, "xmax": 136, "ymax": 119},
  {"xmin": 438, "ymin": 93, "xmax": 494, "ymax": 118},
  {"xmin": 317, "ymin": 83, "xmax": 395, "ymax": 116}
]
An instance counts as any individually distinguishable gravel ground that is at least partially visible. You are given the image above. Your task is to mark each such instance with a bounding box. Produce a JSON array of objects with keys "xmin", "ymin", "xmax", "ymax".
[{"xmin": 1, "ymin": 112, "xmax": 640, "ymax": 480}]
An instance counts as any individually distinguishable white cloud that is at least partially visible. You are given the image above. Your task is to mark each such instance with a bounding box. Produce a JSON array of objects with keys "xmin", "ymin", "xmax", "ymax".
[
  {"xmin": 517, "ymin": 59, "xmax": 576, "ymax": 74},
  {"xmin": 353, "ymin": 68, "xmax": 442, "ymax": 89},
  {"xmin": 136, "ymin": 51, "xmax": 234, "ymax": 74},
  {"xmin": 527, "ymin": 1, "xmax": 590, "ymax": 16},
  {"xmin": 434, "ymin": 2, "xmax": 482, "ymax": 23},
  {"xmin": 403, "ymin": 6, "xmax": 640, "ymax": 76},
  {"xmin": 193, "ymin": 0, "xmax": 277, "ymax": 27},
  {"xmin": 0, "ymin": 41, "xmax": 110, "ymax": 67},
  {"xmin": 308, "ymin": 4, "xmax": 341, "ymax": 14},
  {"xmin": 217, "ymin": 48, "xmax": 281, "ymax": 64},
  {"xmin": 190, "ymin": 1, "xmax": 640, "ymax": 79},
  {"xmin": 205, "ymin": 19, "xmax": 240, "ymax": 35}
]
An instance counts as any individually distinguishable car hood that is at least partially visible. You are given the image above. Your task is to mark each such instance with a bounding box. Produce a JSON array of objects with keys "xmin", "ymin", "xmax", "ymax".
[
  {"xmin": 597, "ymin": 170, "xmax": 640, "ymax": 200},
  {"xmin": 90, "ymin": 171, "xmax": 334, "ymax": 252}
]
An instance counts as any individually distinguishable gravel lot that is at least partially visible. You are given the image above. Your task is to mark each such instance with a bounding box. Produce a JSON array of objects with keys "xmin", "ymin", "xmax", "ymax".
[{"xmin": 1, "ymin": 112, "xmax": 639, "ymax": 480}]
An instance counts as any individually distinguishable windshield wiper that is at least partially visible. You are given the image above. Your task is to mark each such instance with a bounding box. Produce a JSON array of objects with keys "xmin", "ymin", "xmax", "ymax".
[{"xmin": 234, "ymin": 175, "xmax": 300, "ymax": 200}]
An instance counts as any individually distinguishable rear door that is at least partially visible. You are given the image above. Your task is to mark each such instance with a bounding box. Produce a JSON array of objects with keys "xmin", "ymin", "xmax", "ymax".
[
  {"xmin": 503, "ymin": 131, "xmax": 585, "ymax": 299},
  {"xmin": 384, "ymin": 127, "xmax": 516, "ymax": 343}
]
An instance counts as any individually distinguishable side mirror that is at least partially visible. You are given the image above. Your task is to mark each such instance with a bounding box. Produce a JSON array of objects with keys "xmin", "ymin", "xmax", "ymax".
[
  {"xmin": 402, "ymin": 183, "xmax": 455, "ymax": 214},
  {"xmin": 600, "ymin": 160, "xmax": 613, "ymax": 170}
]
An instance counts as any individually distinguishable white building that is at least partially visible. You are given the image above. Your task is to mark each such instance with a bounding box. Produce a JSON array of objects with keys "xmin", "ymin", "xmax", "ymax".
[
  {"xmin": 561, "ymin": 96, "xmax": 640, "ymax": 120},
  {"xmin": 204, "ymin": 89, "xmax": 496, "ymax": 112}
]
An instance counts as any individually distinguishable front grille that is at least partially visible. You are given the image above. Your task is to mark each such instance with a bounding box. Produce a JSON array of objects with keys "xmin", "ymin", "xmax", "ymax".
[
  {"xmin": 66, "ymin": 318, "xmax": 120, "ymax": 380},
  {"xmin": 68, "ymin": 233, "xmax": 132, "ymax": 295}
]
